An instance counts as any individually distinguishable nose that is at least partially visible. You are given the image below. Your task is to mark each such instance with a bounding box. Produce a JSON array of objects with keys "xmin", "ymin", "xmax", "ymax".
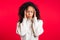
[{"xmin": 29, "ymin": 12, "xmax": 31, "ymax": 15}]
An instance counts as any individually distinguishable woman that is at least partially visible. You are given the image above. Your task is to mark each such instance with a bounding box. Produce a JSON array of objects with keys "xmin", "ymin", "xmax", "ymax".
[{"xmin": 16, "ymin": 1, "xmax": 44, "ymax": 40}]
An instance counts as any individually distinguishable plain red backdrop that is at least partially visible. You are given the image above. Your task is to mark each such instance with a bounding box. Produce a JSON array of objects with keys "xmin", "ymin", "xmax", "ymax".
[{"xmin": 0, "ymin": 0, "xmax": 60, "ymax": 40}]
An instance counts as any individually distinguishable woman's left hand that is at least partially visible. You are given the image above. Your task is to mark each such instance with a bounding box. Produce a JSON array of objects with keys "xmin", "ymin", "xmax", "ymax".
[{"xmin": 34, "ymin": 11, "xmax": 36, "ymax": 17}]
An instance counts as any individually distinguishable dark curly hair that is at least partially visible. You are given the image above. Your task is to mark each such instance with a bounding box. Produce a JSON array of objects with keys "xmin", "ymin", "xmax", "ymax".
[{"xmin": 18, "ymin": 1, "xmax": 40, "ymax": 23}]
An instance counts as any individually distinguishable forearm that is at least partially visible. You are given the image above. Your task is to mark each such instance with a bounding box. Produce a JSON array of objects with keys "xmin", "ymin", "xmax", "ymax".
[
  {"xmin": 16, "ymin": 18, "xmax": 28, "ymax": 36},
  {"xmin": 32, "ymin": 17, "xmax": 44, "ymax": 37}
]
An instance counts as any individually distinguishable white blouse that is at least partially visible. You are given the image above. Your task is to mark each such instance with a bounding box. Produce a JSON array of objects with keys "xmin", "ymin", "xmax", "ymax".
[{"xmin": 16, "ymin": 17, "xmax": 44, "ymax": 40}]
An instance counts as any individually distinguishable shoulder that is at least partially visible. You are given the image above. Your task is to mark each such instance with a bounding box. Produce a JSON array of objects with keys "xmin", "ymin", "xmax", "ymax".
[{"xmin": 37, "ymin": 19, "xmax": 43, "ymax": 24}]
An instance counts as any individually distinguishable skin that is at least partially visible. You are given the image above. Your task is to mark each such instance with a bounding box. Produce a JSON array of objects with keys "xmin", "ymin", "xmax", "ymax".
[
  {"xmin": 24, "ymin": 6, "xmax": 36, "ymax": 37},
  {"xmin": 24, "ymin": 6, "xmax": 36, "ymax": 20}
]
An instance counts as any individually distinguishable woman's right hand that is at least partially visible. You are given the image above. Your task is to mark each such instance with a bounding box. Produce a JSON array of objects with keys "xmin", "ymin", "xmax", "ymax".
[{"xmin": 24, "ymin": 10, "xmax": 27, "ymax": 19}]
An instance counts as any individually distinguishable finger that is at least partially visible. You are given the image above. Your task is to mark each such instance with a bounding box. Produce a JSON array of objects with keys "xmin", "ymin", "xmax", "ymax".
[
  {"xmin": 24, "ymin": 10, "xmax": 26, "ymax": 16},
  {"xmin": 34, "ymin": 11, "xmax": 36, "ymax": 17},
  {"xmin": 24, "ymin": 10, "xmax": 27, "ymax": 18}
]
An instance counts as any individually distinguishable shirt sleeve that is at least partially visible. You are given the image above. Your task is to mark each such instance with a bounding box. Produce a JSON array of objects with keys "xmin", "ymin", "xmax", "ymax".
[
  {"xmin": 33, "ymin": 17, "xmax": 44, "ymax": 37},
  {"xmin": 16, "ymin": 18, "xmax": 27, "ymax": 37}
]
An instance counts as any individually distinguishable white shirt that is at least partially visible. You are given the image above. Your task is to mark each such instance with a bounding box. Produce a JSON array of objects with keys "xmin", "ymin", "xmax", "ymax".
[{"xmin": 16, "ymin": 17, "xmax": 44, "ymax": 40}]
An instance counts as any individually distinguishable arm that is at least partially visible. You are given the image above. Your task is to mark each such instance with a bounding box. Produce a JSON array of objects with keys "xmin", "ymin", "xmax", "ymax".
[
  {"xmin": 16, "ymin": 18, "xmax": 27, "ymax": 37},
  {"xmin": 32, "ymin": 17, "xmax": 44, "ymax": 37}
]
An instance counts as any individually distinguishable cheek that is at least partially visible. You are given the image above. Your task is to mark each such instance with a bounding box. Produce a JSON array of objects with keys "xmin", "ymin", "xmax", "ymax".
[
  {"xmin": 26, "ymin": 13, "xmax": 29, "ymax": 16},
  {"xmin": 31, "ymin": 13, "xmax": 34, "ymax": 16}
]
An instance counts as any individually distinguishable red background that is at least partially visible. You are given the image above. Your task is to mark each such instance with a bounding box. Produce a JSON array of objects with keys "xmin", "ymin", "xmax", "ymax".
[{"xmin": 0, "ymin": 0, "xmax": 60, "ymax": 40}]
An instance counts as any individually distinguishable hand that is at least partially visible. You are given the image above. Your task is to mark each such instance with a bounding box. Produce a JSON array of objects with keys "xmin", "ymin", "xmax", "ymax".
[
  {"xmin": 24, "ymin": 10, "xmax": 27, "ymax": 19},
  {"xmin": 34, "ymin": 11, "xmax": 36, "ymax": 17}
]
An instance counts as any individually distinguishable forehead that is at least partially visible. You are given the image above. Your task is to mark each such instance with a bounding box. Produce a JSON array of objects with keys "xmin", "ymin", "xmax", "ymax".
[{"xmin": 27, "ymin": 6, "xmax": 35, "ymax": 11}]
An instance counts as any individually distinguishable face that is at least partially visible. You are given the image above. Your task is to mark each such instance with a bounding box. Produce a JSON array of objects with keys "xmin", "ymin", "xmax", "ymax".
[{"xmin": 26, "ymin": 6, "xmax": 35, "ymax": 19}]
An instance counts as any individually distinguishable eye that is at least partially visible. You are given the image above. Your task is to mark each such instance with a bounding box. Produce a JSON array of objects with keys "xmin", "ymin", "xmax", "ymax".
[
  {"xmin": 30, "ymin": 11, "xmax": 33, "ymax": 13},
  {"xmin": 26, "ymin": 10, "xmax": 34, "ymax": 14}
]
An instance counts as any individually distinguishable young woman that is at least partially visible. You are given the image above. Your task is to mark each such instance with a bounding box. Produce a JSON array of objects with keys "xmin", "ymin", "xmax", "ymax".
[{"xmin": 16, "ymin": 2, "xmax": 44, "ymax": 40}]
